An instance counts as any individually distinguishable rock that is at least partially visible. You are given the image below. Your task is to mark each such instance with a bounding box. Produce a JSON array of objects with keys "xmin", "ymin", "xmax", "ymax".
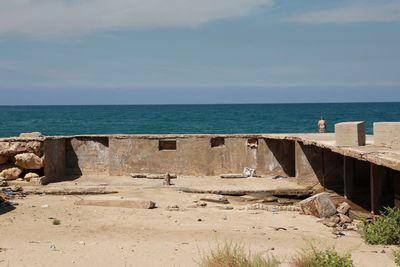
[
  {"xmin": 0, "ymin": 141, "xmax": 42, "ymax": 157},
  {"xmin": 77, "ymin": 196, "xmax": 156, "ymax": 209},
  {"xmin": 166, "ymin": 205, "xmax": 180, "ymax": 211},
  {"xmin": 0, "ymin": 178, "xmax": 7, "ymax": 187},
  {"xmin": 195, "ymin": 201, "xmax": 207, "ymax": 207},
  {"xmin": 0, "ymin": 155, "xmax": 9, "ymax": 164},
  {"xmin": 298, "ymin": 192, "xmax": 336, "ymax": 218},
  {"xmin": 15, "ymin": 153, "xmax": 43, "ymax": 169},
  {"xmin": 24, "ymin": 172, "xmax": 40, "ymax": 181},
  {"xmin": 337, "ymin": 202, "xmax": 351, "ymax": 214},
  {"xmin": 19, "ymin": 132, "xmax": 43, "ymax": 138},
  {"xmin": 339, "ymin": 213, "xmax": 352, "ymax": 224},
  {"xmin": 0, "ymin": 167, "xmax": 23, "ymax": 180},
  {"xmin": 200, "ymin": 195, "xmax": 229, "ymax": 204}
]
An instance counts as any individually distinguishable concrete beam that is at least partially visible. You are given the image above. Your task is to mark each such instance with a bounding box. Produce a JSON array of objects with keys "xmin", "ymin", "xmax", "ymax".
[
  {"xmin": 374, "ymin": 122, "xmax": 400, "ymax": 149},
  {"xmin": 335, "ymin": 121, "xmax": 366, "ymax": 147}
]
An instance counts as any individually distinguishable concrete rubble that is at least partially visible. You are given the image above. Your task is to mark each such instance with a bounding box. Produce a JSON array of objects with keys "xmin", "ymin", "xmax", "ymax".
[{"xmin": 298, "ymin": 192, "xmax": 337, "ymax": 218}]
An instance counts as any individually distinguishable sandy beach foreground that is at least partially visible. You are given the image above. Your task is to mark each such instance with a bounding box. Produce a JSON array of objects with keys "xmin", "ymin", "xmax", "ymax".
[{"xmin": 0, "ymin": 176, "xmax": 396, "ymax": 267}]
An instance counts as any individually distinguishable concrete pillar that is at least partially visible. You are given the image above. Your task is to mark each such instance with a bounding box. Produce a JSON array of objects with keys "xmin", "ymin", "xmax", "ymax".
[
  {"xmin": 295, "ymin": 141, "xmax": 323, "ymax": 186},
  {"xmin": 335, "ymin": 121, "xmax": 366, "ymax": 147},
  {"xmin": 374, "ymin": 122, "xmax": 400, "ymax": 148}
]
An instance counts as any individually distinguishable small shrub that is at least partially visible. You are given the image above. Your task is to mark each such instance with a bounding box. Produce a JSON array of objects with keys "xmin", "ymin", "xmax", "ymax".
[
  {"xmin": 361, "ymin": 207, "xmax": 400, "ymax": 245},
  {"xmin": 198, "ymin": 241, "xmax": 279, "ymax": 267},
  {"xmin": 394, "ymin": 248, "xmax": 400, "ymax": 266},
  {"xmin": 52, "ymin": 218, "xmax": 61, "ymax": 225},
  {"xmin": 292, "ymin": 246, "xmax": 354, "ymax": 267}
]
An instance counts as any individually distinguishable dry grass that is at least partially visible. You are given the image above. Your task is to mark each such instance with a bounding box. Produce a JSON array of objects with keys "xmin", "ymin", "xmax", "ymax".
[{"xmin": 198, "ymin": 241, "xmax": 279, "ymax": 267}]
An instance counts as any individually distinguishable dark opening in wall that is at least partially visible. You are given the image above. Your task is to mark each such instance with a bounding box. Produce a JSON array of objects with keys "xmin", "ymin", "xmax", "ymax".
[
  {"xmin": 211, "ymin": 137, "xmax": 225, "ymax": 148},
  {"xmin": 159, "ymin": 140, "xmax": 177, "ymax": 151},
  {"xmin": 247, "ymin": 138, "xmax": 258, "ymax": 149}
]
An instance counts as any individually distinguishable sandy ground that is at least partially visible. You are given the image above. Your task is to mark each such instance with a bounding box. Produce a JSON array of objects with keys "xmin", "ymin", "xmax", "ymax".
[{"xmin": 0, "ymin": 176, "xmax": 397, "ymax": 267}]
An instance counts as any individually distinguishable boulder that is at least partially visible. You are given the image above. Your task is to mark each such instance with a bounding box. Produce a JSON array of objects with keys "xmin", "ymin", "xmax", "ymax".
[
  {"xmin": 15, "ymin": 153, "xmax": 43, "ymax": 169},
  {"xmin": 0, "ymin": 141, "xmax": 42, "ymax": 156},
  {"xmin": 19, "ymin": 132, "xmax": 43, "ymax": 138},
  {"xmin": 24, "ymin": 172, "xmax": 40, "ymax": 181},
  {"xmin": 0, "ymin": 167, "xmax": 23, "ymax": 180},
  {"xmin": 337, "ymin": 202, "xmax": 351, "ymax": 214},
  {"xmin": 299, "ymin": 192, "xmax": 337, "ymax": 218},
  {"xmin": 0, "ymin": 155, "xmax": 9, "ymax": 164}
]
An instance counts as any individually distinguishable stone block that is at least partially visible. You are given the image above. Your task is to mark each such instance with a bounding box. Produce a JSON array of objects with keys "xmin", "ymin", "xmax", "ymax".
[
  {"xmin": 299, "ymin": 192, "xmax": 336, "ymax": 218},
  {"xmin": 374, "ymin": 122, "xmax": 400, "ymax": 148},
  {"xmin": 335, "ymin": 121, "xmax": 366, "ymax": 147}
]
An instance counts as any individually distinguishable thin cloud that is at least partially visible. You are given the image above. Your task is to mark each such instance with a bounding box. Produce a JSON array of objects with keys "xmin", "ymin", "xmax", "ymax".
[
  {"xmin": 0, "ymin": 0, "xmax": 273, "ymax": 37},
  {"xmin": 287, "ymin": 1, "xmax": 400, "ymax": 24}
]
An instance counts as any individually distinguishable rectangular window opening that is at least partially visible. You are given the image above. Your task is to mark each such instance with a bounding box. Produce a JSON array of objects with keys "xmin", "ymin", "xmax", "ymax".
[
  {"xmin": 211, "ymin": 137, "xmax": 225, "ymax": 148},
  {"xmin": 247, "ymin": 138, "xmax": 259, "ymax": 148},
  {"xmin": 159, "ymin": 140, "xmax": 177, "ymax": 151}
]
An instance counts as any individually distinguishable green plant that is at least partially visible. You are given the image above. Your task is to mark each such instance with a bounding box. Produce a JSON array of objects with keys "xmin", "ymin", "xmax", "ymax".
[
  {"xmin": 198, "ymin": 241, "xmax": 279, "ymax": 267},
  {"xmin": 52, "ymin": 218, "xmax": 61, "ymax": 225},
  {"xmin": 361, "ymin": 207, "xmax": 400, "ymax": 245},
  {"xmin": 292, "ymin": 246, "xmax": 354, "ymax": 267},
  {"xmin": 393, "ymin": 248, "xmax": 400, "ymax": 266}
]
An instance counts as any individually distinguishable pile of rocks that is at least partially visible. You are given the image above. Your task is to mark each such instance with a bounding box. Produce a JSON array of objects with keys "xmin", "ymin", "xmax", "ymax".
[
  {"xmin": 298, "ymin": 192, "xmax": 360, "ymax": 232},
  {"xmin": 0, "ymin": 133, "xmax": 44, "ymax": 182}
]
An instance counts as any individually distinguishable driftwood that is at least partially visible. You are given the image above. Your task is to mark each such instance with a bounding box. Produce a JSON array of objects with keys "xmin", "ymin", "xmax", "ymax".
[{"xmin": 23, "ymin": 187, "xmax": 118, "ymax": 195}]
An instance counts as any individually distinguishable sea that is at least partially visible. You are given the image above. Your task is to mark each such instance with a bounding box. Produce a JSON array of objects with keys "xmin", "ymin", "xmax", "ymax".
[{"xmin": 0, "ymin": 103, "xmax": 399, "ymax": 137}]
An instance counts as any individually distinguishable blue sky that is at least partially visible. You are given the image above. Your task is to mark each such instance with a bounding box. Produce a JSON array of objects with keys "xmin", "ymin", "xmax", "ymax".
[{"xmin": 0, "ymin": 0, "xmax": 399, "ymax": 104}]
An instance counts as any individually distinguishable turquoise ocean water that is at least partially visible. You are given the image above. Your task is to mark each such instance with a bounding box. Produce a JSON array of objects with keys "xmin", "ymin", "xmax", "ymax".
[{"xmin": 0, "ymin": 103, "xmax": 399, "ymax": 137}]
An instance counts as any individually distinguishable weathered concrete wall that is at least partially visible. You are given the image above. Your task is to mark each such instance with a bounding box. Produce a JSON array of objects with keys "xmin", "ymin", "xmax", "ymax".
[
  {"xmin": 295, "ymin": 142, "xmax": 323, "ymax": 186},
  {"xmin": 65, "ymin": 137, "xmax": 109, "ymax": 175},
  {"xmin": 43, "ymin": 138, "xmax": 66, "ymax": 183},
  {"xmin": 258, "ymin": 139, "xmax": 295, "ymax": 177},
  {"xmin": 108, "ymin": 137, "xmax": 260, "ymax": 176}
]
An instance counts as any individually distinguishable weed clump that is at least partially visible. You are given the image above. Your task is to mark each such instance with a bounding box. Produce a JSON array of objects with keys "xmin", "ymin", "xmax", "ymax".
[
  {"xmin": 393, "ymin": 248, "xmax": 400, "ymax": 266},
  {"xmin": 361, "ymin": 207, "xmax": 400, "ymax": 245},
  {"xmin": 52, "ymin": 218, "xmax": 61, "ymax": 225},
  {"xmin": 198, "ymin": 241, "xmax": 279, "ymax": 267},
  {"xmin": 292, "ymin": 246, "xmax": 354, "ymax": 267}
]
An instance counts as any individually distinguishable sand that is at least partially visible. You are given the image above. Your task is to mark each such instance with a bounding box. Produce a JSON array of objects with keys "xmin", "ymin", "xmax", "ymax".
[{"xmin": 0, "ymin": 176, "xmax": 397, "ymax": 267}]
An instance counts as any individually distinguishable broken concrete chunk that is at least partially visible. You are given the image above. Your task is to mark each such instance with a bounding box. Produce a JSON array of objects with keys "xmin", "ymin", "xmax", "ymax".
[
  {"xmin": 220, "ymin": 174, "xmax": 246, "ymax": 179},
  {"xmin": 77, "ymin": 196, "xmax": 156, "ymax": 209},
  {"xmin": 15, "ymin": 153, "xmax": 44, "ymax": 169},
  {"xmin": 130, "ymin": 173, "xmax": 177, "ymax": 179},
  {"xmin": 0, "ymin": 167, "xmax": 23, "ymax": 180},
  {"xmin": 339, "ymin": 213, "xmax": 352, "ymax": 224},
  {"xmin": 199, "ymin": 195, "xmax": 229, "ymax": 204},
  {"xmin": 19, "ymin": 132, "xmax": 43, "ymax": 138},
  {"xmin": 337, "ymin": 202, "xmax": 351, "ymax": 215},
  {"xmin": 299, "ymin": 192, "xmax": 336, "ymax": 218}
]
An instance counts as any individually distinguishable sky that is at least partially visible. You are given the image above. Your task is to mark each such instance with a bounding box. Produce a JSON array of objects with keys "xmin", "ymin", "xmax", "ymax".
[{"xmin": 0, "ymin": 0, "xmax": 399, "ymax": 104}]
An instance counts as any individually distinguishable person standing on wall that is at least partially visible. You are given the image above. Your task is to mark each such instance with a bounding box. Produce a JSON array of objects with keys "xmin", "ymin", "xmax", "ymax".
[{"xmin": 318, "ymin": 117, "xmax": 327, "ymax": 133}]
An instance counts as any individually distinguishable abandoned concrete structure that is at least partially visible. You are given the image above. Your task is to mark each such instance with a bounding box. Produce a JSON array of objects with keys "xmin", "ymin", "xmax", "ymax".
[{"xmin": 1, "ymin": 123, "xmax": 400, "ymax": 214}]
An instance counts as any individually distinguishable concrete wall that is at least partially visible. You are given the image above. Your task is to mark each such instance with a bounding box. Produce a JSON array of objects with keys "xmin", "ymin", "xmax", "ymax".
[
  {"xmin": 108, "ymin": 137, "xmax": 261, "ymax": 176},
  {"xmin": 65, "ymin": 137, "xmax": 109, "ymax": 175}
]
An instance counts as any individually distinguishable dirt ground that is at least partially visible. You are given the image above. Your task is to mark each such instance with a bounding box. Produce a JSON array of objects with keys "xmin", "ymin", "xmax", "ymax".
[{"xmin": 0, "ymin": 176, "xmax": 397, "ymax": 267}]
